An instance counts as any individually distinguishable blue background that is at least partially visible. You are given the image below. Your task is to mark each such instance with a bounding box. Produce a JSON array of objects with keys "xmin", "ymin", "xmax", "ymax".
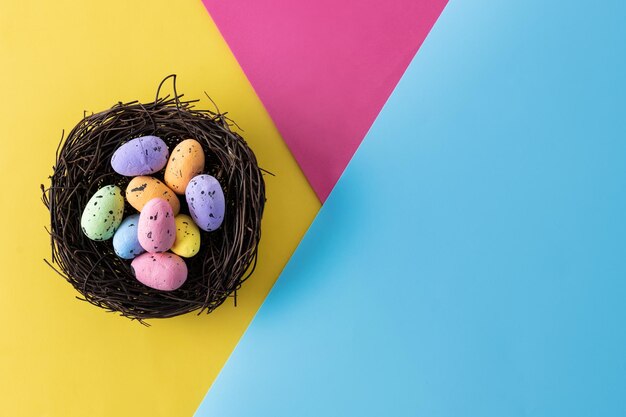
[{"xmin": 196, "ymin": 0, "xmax": 626, "ymax": 415}]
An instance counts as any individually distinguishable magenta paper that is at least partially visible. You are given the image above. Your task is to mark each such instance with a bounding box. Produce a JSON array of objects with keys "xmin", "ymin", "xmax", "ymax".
[{"xmin": 202, "ymin": 0, "xmax": 447, "ymax": 201}]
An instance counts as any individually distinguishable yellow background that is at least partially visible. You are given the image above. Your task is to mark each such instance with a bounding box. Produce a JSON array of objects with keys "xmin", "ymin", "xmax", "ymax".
[{"xmin": 0, "ymin": 0, "xmax": 320, "ymax": 415}]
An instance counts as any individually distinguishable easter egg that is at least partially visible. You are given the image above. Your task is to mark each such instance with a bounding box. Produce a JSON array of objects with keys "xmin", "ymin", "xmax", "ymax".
[
  {"xmin": 164, "ymin": 139, "xmax": 205, "ymax": 195},
  {"xmin": 171, "ymin": 214, "xmax": 201, "ymax": 258},
  {"xmin": 126, "ymin": 176, "xmax": 180, "ymax": 215},
  {"xmin": 80, "ymin": 185, "xmax": 124, "ymax": 241},
  {"xmin": 131, "ymin": 252, "xmax": 188, "ymax": 291},
  {"xmin": 186, "ymin": 174, "xmax": 225, "ymax": 232},
  {"xmin": 112, "ymin": 214, "xmax": 145, "ymax": 259},
  {"xmin": 137, "ymin": 198, "xmax": 176, "ymax": 253},
  {"xmin": 111, "ymin": 135, "xmax": 169, "ymax": 176}
]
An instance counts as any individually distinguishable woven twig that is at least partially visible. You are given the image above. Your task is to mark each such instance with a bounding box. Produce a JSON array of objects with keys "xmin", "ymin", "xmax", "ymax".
[{"xmin": 41, "ymin": 75, "xmax": 266, "ymax": 322}]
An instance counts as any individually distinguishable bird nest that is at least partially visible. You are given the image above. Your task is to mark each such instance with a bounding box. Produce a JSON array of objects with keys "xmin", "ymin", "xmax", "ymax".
[{"xmin": 41, "ymin": 75, "xmax": 266, "ymax": 322}]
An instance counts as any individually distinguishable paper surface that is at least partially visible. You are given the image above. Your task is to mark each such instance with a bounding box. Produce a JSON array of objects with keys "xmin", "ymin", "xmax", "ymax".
[
  {"xmin": 203, "ymin": 0, "xmax": 447, "ymax": 201},
  {"xmin": 0, "ymin": 1, "xmax": 319, "ymax": 415},
  {"xmin": 195, "ymin": 0, "xmax": 626, "ymax": 415}
]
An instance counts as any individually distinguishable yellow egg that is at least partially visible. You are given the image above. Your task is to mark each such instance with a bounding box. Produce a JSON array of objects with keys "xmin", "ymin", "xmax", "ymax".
[
  {"xmin": 164, "ymin": 139, "xmax": 205, "ymax": 195},
  {"xmin": 126, "ymin": 176, "xmax": 180, "ymax": 215},
  {"xmin": 170, "ymin": 214, "xmax": 201, "ymax": 258}
]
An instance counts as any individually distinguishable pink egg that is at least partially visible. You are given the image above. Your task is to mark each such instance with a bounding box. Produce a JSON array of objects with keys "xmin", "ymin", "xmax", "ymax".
[
  {"xmin": 138, "ymin": 198, "xmax": 176, "ymax": 253},
  {"xmin": 131, "ymin": 252, "xmax": 188, "ymax": 291}
]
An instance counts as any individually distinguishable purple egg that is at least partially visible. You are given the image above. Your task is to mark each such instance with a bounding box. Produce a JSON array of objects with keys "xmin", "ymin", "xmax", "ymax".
[
  {"xmin": 186, "ymin": 175, "xmax": 225, "ymax": 232},
  {"xmin": 111, "ymin": 135, "xmax": 169, "ymax": 176},
  {"xmin": 138, "ymin": 198, "xmax": 176, "ymax": 253}
]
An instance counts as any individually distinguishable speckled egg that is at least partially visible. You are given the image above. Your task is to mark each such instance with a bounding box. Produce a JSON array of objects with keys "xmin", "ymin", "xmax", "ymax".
[
  {"xmin": 137, "ymin": 198, "xmax": 176, "ymax": 253},
  {"xmin": 111, "ymin": 135, "xmax": 169, "ymax": 176},
  {"xmin": 131, "ymin": 252, "xmax": 188, "ymax": 291},
  {"xmin": 112, "ymin": 214, "xmax": 145, "ymax": 259},
  {"xmin": 80, "ymin": 185, "xmax": 124, "ymax": 241},
  {"xmin": 186, "ymin": 174, "xmax": 225, "ymax": 232},
  {"xmin": 171, "ymin": 214, "xmax": 201, "ymax": 258},
  {"xmin": 164, "ymin": 139, "xmax": 205, "ymax": 195},
  {"xmin": 126, "ymin": 176, "xmax": 180, "ymax": 215}
]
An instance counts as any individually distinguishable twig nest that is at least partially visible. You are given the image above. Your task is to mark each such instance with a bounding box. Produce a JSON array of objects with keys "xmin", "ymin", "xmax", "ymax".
[{"xmin": 42, "ymin": 75, "xmax": 266, "ymax": 321}]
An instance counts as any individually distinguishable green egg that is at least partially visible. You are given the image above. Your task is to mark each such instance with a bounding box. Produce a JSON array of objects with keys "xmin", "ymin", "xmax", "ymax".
[{"xmin": 80, "ymin": 185, "xmax": 125, "ymax": 241}]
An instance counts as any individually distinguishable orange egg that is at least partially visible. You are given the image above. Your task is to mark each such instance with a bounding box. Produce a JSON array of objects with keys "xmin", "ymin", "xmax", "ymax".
[
  {"xmin": 126, "ymin": 176, "xmax": 180, "ymax": 215},
  {"xmin": 164, "ymin": 139, "xmax": 205, "ymax": 195}
]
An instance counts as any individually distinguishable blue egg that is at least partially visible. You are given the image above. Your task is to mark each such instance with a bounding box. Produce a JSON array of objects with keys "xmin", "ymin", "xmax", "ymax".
[
  {"xmin": 111, "ymin": 135, "xmax": 169, "ymax": 176},
  {"xmin": 112, "ymin": 214, "xmax": 145, "ymax": 259},
  {"xmin": 186, "ymin": 175, "xmax": 225, "ymax": 232}
]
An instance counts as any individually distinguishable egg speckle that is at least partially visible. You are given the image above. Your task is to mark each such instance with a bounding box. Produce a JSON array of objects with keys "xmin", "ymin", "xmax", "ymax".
[
  {"xmin": 131, "ymin": 252, "xmax": 188, "ymax": 291},
  {"xmin": 170, "ymin": 214, "xmax": 201, "ymax": 258},
  {"xmin": 138, "ymin": 198, "xmax": 176, "ymax": 253},
  {"xmin": 111, "ymin": 135, "xmax": 169, "ymax": 176},
  {"xmin": 164, "ymin": 139, "xmax": 205, "ymax": 195},
  {"xmin": 186, "ymin": 174, "xmax": 225, "ymax": 231},
  {"xmin": 112, "ymin": 214, "xmax": 145, "ymax": 259},
  {"xmin": 126, "ymin": 176, "xmax": 180, "ymax": 215},
  {"xmin": 80, "ymin": 185, "xmax": 124, "ymax": 241}
]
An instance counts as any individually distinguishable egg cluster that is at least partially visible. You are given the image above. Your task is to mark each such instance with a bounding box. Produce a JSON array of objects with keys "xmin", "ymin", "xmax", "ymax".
[{"xmin": 80, "ymin": 136, "xmax": 225, "ymax": 291}]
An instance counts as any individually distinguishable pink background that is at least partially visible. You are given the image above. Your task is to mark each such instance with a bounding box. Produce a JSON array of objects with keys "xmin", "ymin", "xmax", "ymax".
[{"xmin": 203, "ymin": 0, "xmax": 448, "ymax": 201}]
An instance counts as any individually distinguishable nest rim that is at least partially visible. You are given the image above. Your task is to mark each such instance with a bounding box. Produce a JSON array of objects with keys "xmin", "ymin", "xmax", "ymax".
[{"xmin": 42, "ymin": 75, "xmax": 266, "ymax": 323}]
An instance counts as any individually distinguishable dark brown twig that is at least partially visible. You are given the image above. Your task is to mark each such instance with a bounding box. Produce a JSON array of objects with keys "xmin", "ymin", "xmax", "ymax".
[{"xmin": 41, "ymin": 75, "xmax": 266, "ymax": 322}]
